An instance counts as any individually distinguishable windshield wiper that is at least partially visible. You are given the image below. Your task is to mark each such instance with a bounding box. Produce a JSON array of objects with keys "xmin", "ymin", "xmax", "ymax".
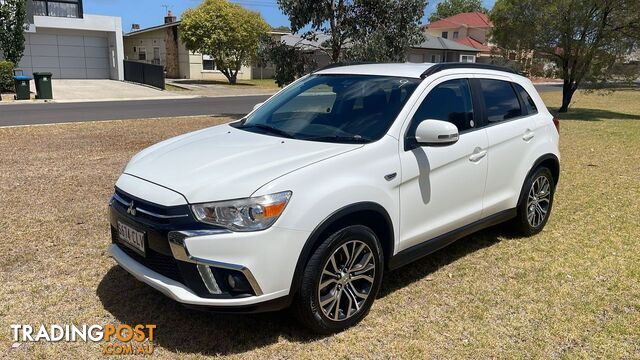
[
  {"xmin": 239, "ymin": 123, "xmax": 295, "ymax": 139},
  {"xmin": 302, "ymin": 135, "xmax": 372, "ymax": 143}
]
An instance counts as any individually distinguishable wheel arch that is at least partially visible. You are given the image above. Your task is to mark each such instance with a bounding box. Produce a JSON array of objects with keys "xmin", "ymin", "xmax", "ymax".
[
  {"xmin": 289, "ymin": 202, "xmax": 394, "ymax": 296},
  {"xmin": 517, "ymin": 153, "xmax": 560, "ymax": 208}
]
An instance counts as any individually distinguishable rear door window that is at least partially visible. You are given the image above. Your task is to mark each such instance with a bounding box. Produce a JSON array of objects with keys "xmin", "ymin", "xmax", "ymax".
[{"xmin": 479, "ymin": 79, "xmax": 522, "ymax": 123}]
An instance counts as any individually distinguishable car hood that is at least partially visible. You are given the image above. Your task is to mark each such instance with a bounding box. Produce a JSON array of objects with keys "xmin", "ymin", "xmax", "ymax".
[{"xmin": 124, "ymin": 124, "xmax": 361, "ymax": 203}]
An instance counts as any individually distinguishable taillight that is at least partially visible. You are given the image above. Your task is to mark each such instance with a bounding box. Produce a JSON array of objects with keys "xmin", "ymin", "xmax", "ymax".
[{"xmin": 552, "ymin": 117, "xmax": 560, "ymax": 134}]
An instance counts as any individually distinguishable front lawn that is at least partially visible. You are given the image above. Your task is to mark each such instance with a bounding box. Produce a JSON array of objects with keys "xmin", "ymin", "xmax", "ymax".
[{"xmin": 0, "ymin": 90, "xmax": 638, "ymax": 358}]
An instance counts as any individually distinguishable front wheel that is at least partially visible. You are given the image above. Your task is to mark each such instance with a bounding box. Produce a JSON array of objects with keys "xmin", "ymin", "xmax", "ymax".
[
  {"xmin": 512, "ymin": 167, "xmax": 555, "ymax": 236},
  {"xmin": 292, "ymin": 225, "xmax": 384, "ymax": 334}
]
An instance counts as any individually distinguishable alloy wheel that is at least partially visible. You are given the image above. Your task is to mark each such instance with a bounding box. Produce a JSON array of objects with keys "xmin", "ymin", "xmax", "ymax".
[
  {"xmin": 317, "ymin": 240, "xmax": 376, "ymax": 321},
  {"xmin": 527, "ymin": 175, "xmax": 551, "ymax": 228}
]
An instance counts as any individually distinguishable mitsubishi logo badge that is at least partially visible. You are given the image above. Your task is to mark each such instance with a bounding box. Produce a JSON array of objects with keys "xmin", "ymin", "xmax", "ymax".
[{"xmin": 127, "ymin": 201, "xmax": 137, "ymax": 216}]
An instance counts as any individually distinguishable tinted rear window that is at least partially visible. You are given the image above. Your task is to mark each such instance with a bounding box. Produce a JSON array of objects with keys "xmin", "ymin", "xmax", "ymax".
[{"xmin": 479, "ymin": 79, "xmax": 522, "ymax": 123}]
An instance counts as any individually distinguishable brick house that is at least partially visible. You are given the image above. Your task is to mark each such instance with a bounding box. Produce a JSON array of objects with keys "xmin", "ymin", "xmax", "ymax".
[
  {"xmin": 123, "ymin": 12, "xmax": 254, "ymax": 81},
  {"xmin": 425, "ymin": 12, "xmax": 494, "ymax": 63}
]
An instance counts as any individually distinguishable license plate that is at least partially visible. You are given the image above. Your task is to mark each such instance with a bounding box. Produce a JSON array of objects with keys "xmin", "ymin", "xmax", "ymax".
[{"xmin": 117, "ymin": 221, "xmax": 146, "ymax": 256}]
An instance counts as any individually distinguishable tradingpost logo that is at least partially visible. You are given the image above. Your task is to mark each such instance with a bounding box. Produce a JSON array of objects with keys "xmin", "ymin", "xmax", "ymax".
[{"xmin": 11, "ymin": 324, "xmax": 156, "ymax": 355}]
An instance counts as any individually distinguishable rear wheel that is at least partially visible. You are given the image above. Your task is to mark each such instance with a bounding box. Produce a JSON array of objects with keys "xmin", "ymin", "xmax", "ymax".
[
  {"xmin": 512, "ymin": 167, "xmax": 555, "ymax": 236},
  {"xmin": 292, "ymin": 225, "xmax": 383, "ymax": 334}
]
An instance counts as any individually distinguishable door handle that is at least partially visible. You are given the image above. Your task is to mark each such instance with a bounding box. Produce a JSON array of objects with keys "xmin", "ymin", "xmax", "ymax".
[
  {"xmin": 523, "ymin": 129, "xmax": 535, "ymax": 141},
  {"xmin": 469, "ymin": 148, "xmax": 487, "ymax": 162}
]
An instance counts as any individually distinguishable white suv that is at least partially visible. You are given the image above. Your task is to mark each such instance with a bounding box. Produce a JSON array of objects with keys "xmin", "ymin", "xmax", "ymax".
[{"xmin": 108, "ymin": 63, "xmax": 560, "ymax": 333}]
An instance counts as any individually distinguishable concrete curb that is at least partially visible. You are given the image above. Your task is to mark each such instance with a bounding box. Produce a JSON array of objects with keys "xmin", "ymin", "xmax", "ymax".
[{"xmin": 0, "ymin": 92, "xmax": 275, "ymax": 106}]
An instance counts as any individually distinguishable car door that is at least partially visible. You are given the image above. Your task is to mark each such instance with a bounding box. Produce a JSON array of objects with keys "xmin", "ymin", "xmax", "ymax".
[
  {"xmin": 475, "ymin": 76, "xmax": 538, "ymax": 216},
  {"xmin": 398, "ymin": 76, "xmax": 489, "ymax": 252}
]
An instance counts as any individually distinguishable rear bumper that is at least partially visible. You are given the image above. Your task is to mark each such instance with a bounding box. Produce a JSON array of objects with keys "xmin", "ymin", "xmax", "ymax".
[{"xmin": 109, "ymin": 244, "xmax": 294, "ymax": 310}]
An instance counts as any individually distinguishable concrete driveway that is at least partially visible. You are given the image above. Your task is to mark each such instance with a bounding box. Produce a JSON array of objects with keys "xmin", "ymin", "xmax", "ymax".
[{"xmin": 17, "ymin": 79, "xmax": 195, "ymax": 103}]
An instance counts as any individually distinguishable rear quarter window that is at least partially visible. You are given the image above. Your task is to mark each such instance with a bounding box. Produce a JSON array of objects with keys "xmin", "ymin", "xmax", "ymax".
[{"xmin": 515, "ymin": 84, "xmax": 538, "ymax": 115}]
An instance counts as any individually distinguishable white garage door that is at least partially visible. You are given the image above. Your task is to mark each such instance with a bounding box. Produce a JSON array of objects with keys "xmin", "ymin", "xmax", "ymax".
[{"xmin": 19, "ymin": 31, "xmax": 110, "ymax": 79}]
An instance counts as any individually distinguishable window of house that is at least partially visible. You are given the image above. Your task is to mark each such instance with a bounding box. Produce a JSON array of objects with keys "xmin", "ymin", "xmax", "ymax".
[
  {"xmin": 32, "ymin": 0, "xmax": 82, "ymax": 18},
  {"xmin": 138, "ymin": 47, "xmax": 147, "ymax": 61},
  {"xmin": 410, "ymin": 79, "xmax": 475, "ymax": 132},
  {"xmin": 515, "ymin": 84, "xmax": 538, "ymax": 115},
  {"xmin": 431, "ymin": 55, "xmax": 441, "ymax": 63},
  {"xmin": 202, "ymin": 55, "xmax": 217, "ymax": 71},
  {"xmin": 153, "ymin": 47, "xmax": 161, "ymax": 65},
  {"xmin": 460, "ymin": 55, "xmax": 475, "ymax": 63},
  {"xmin": 441, "ymin": 31, "xmax": 448, "ymax": 39},
  {"xmin": 453, "ymin": 31, "xmax": 459, "ymax": 39},
  {"xmin": 479, "ymin": 79, "xmax": 523, "ymax": 123}
]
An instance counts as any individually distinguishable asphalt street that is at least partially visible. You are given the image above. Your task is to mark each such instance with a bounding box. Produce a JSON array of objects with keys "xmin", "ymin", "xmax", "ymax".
[{"xmin": 0, "ymin": 84, "xmax": 562, "ymax": 127}]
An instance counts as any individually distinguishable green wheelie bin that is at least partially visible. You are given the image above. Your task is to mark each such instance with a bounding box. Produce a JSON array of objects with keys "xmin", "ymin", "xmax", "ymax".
[
  {"xmin": 13, "ymin": 75, "xmax": 32, "ymax": 100},
  {"xmin": 33, "ymin": 72, "xmax": 53, "ymax": 99}
]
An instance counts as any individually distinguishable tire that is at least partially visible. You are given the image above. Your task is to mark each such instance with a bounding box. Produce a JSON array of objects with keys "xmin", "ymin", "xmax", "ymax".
[
  {"xmin": 291, "ymin": 225, "xmax": 384, "ymax": 334},
  {"xmin": 512, "ymin": 166, "xmax": 555, "ymax": 236}
]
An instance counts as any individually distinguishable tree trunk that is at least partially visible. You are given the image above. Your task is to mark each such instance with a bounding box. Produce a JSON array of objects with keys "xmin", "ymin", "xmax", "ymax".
[
  {"xmin": 559, "ymin": 80, "xmax": 576, "ymax": 113},
  {"xmin": 228, "ymin": 73, "xmax": 237, "ymax": 84}
]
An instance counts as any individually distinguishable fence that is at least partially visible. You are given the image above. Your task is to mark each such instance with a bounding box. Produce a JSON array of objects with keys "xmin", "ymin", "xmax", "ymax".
[{"xmin": 123, "ymin": 60, "xmax": 165, "ymax": 90}]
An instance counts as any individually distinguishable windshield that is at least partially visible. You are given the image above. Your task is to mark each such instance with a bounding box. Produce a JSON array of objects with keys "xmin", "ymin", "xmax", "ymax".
[{"xmin": 234, "ymin": 74, "xmax": 420, "ymax": 143}]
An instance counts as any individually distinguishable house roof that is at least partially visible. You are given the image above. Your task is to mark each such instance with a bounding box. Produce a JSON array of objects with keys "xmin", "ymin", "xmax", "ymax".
[
  {"xmin": 279, "ymin": 33, "xmax": 478, "ymax": 53},
  {"xmin": 412, "ymin": 34, "xmax": 481, "ymax": 52},
  {"xmin": 125, "ymin": 21, "xmax": 181, "ymax": 36},
  {"xmin": 455, "ymin": 36, "xmax": 491, "ymax": 52},
  {"xmin": 280, "ymin": 34, "xmax": 336, "ymax": 50},
  {"xmin": 428, "ymin": 12, "xmax": 492, "ymax": 29},
  {"xmin": 126, "ymin": 22, "xmax": 291, "ymax": 37}
]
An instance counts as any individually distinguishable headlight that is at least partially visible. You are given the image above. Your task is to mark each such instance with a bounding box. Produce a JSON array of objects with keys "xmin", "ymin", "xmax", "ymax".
[{"xmin": 191, "ymin": 191, "xmax": 292, "ymax": 232}]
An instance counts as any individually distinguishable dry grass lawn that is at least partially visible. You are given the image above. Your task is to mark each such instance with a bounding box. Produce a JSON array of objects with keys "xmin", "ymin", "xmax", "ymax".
[{"xmin": 1, "ymin": 90, "xmax": 639, "ymax": 359}]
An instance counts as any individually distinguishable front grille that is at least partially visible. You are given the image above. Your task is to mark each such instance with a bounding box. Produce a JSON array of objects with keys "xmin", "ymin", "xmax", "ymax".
[
  {"xmin": 113, "ymin": 187, "xmax": 191, "ymax": 225},
  {"xmin": 112, "ymin": 227, "xmax": 183, "ymax": 283}
]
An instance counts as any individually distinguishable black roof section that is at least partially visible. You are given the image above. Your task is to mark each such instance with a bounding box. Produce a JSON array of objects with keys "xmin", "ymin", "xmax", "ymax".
[{"xmin": 420, "ymin": 62, "xmax": 519, "ymax": 79}]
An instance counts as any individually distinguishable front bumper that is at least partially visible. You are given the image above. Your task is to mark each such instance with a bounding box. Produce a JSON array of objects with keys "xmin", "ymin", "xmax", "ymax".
[{"xmin": 108, "ymin": 188, "xmax": 310, "ymax": 309}]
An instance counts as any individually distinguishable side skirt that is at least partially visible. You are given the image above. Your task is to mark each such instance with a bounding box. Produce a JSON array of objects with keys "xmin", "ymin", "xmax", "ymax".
[{"xmin": 388, "ymin": 208, "xmax": 517, "ymax": 270}]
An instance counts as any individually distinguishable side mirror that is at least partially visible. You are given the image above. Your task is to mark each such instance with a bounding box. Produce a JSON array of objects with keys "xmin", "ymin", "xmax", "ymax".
[
  {"xmin": 413, "ymin": 119, "xmax": 459, "ymax": 147},
  {"xmin": 253, "ymin": 102, "xmax": 264, "ymax": 111}
]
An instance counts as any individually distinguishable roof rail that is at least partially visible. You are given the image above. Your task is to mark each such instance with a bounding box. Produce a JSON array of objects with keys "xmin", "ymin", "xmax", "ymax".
[
  {"xmin": 420, "ymin": 62, "xmax": 519, "ymax": 79},
  {"xmin": 313, "ymin": 62, "xmax": 378, "ymax": 73}
]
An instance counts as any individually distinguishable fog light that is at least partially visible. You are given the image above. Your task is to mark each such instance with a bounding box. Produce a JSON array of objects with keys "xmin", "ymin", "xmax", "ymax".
[
  {"xmin": 225, "ymin": 272, "xmax": 251, "ymax": 293},
  {"xmin": 227, "ymin": 274, "xmax": 236, "ymax": 289}
]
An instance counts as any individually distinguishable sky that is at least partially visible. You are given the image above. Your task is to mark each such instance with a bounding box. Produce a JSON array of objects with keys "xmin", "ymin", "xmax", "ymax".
[{"xmin": 84, "ymin": 0, "xmax": 496, "ymax": 33}]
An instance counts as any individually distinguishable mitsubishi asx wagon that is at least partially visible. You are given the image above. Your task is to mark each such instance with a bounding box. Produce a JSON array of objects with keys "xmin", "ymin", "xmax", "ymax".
[{"xmin": 108, "ymin": 62, "xmax": 560, "ymax": 333}]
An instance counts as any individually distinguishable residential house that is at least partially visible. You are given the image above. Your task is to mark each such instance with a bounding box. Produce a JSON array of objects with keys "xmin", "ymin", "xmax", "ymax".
[
  {"xmin": 407, "ymin": 34, "xmax": 480, "ymax": 63},
  {"xmin": 4, "ymin": 0, "xmax": 124, "ymax": 80},
  {"xmin": 425, "ymin": 12, "xmax": 493, "ymax": 62},
  {"xmin": 124, "ymin": 12, "xmax": 254, "ymax": 81},
  {"xmin": 124, "ymin": 12, "xmax": 479, "ymax": 82}
]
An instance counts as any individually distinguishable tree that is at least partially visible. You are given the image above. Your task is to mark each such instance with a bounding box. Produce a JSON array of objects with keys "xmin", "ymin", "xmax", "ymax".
[
  {"xmin": 0, "ymin": 0, "xmax": 27, "ymax": 64},
  {"xmin": 348, "ymin": 0, "xmax": 427, "ymax": 62},
  {"xmin": 180, "ymin": 0, "xmax": 270, "ymax": 84},
  {"xmin": 277, "ymin": 0, "xmax": 427, "ymax": 63},
  {"xmin": 428, "ymin": 0, "xmax": 486, "ymax": 23},
  {"xmin": 257, "ymin": 35, "xmax": 316, "ymax": 87},
  {"xmin": 491, "ymin": 0, "xmax": 640, "ymax": 112}
]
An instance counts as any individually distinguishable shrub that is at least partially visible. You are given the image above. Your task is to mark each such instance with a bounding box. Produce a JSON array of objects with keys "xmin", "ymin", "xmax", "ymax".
[{"xmin": 0, "ymin": 60, "xmax": 15, "ymax": 92}]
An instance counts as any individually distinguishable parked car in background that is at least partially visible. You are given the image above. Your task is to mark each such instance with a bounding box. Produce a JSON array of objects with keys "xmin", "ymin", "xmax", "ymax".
[{"xmin": 108, "ymin": 63, "xmax": 560, "ymax": 333}]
